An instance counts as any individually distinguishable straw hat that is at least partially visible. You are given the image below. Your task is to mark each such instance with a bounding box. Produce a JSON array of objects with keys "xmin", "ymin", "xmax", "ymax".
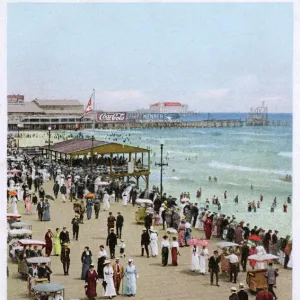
[
  {"xmin": 231, "ymin": 287, "xmax": 237, "ymax": 292},
  {"xmin": 103, "ymin": 260, "xmax": 111, "ymax": 265},
  {"xmin": 128, "ymin": 258, "xmax": 133, "ymax": 262}
]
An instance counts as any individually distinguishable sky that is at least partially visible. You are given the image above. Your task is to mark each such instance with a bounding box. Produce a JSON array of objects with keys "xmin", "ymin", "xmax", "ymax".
[{"xmin": 7, "ymin": 3, "xmax": 293, "ymax": 112}]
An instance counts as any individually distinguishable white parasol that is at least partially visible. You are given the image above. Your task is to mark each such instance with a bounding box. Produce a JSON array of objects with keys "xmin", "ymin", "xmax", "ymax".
[
  {"xmin": 135, "ymin": 198, "xmax": 153, "ymax": 204},
  {"xmin": 216, "ymin": 241, "xmax": 239, "ymax": 248},
  {"xmin": 27, "ymin": 257, "xmax": 51, "ymax": 264},
  {"xmin": 96, "ymin": 181, "xmax": 110, "ymax": 186},
  {"xmin": 9, "ymin": 229, "xmax": 32, "ymax": 236},
  {"xmin": 248, "ymin": 254, "xmax": 279, "ymax": 262},
  {"xmin": 166, "ymin": 228, "xmax": 177, "ymax": 234},
  {"xmin": 18, "ymin": 239, "xmax": 46, "ymax": 246}
]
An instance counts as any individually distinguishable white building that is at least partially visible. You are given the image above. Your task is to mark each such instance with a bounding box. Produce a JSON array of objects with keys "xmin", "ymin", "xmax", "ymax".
[{"xmin": 149, "ymin": 102, "xmax": 188, "ymax": 114}]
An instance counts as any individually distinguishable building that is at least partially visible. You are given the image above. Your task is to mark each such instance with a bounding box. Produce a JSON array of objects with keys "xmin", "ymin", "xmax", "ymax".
[
  {"xmin": 149, "ymin": 102, "xmax": 188, "ymax": 113},
  {"xmin": 7, "ymin": 94, "xmax": 25, "ymax": 104}
]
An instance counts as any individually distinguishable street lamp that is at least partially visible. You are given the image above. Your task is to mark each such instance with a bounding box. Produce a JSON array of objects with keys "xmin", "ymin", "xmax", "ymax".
[
  {"xmin": 17, "ymin": 123, "xmax": 23, "ymax": 150},
  {"xmin": 48, "ymin": 126, "xmax": 52, "ymax": 161},
  {"xmin": 91, "ymin": 135, "xmax": 95, "ymax": 174},
  {"xmin": 155, "ymin": 139, "xmax": 168, "ymax": 196}
]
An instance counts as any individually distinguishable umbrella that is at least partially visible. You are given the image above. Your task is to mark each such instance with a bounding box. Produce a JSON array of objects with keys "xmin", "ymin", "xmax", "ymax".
[
  {"xmin": 180, "ymin": 197, "xmax": 190, "ymax": 203},
  {"xmin": 7, "ymin": 169, "xmax": 22, "ymax": 174},
  {"xmin": 27, "ymin": 257, "xmax": 51, "ymax": 264},
  {"xmin": 8, "ymin": 229, "xmax": 32, "ymax": 236},
  {"xmin": 135, "ymin": 199, "xmax": 153, "ymax": 204},
  {"xmin": 8, "ymin": 190, "xmax": 17, "ymax": 196},
  {"xmin": 34, "ymin": 283, "xmax": 64, "ymax": 293},
  {"xmin": 18, "ymin": 239, "xmax": 46, "ymax": 246},
  {"xmin": 248, "ymin": 235, "xmax": 262, "ymax": 242},
  {"xmin": 187, "ymin": 238, "xmax": 209, "ymax": 247},
  {"xmin": 247, "ymin": 254, "xmax": 278, "ymax": 262},
  {"xmin": 166, "ymin": 228, "xmax": 178, "ymax": 234},
  {"xmin": 216, "ymin": 242, "xmax": 239, "ymax": 248},
  {"xmin": 10, "ymin": 222, "xmax": 31, "ymax": 229},
  {"xmin": 7, "ymin": 213, "xmax": 21, "ymax": 219},
  {"xmin": 45, "ymin": 195, "xmax": 55, "ymax": 201},
  {"xmin": 85, "ymin": 193, "xmax": 96, "ymax": 199},
  {"xmin": 96, "ymin": 181, "xmax": 110, "ymax": 186}
]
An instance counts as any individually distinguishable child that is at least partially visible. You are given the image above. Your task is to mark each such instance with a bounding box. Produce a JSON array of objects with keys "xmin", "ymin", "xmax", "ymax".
[{"xmin": 119, "ymin": 239, "xmax": 126, "ymax": 258}]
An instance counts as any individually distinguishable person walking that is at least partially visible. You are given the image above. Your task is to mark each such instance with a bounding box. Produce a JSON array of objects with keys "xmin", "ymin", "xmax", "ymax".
[
  {"xmin": 265, "ymin": 262, "xmax": 278, "ymax": 300},
  {"xmin": 71, "ymin": 214, "xmax": 80, "ymax": 241},
  {"xmin": 116, "ymin": 212, "xmax": 124, "ymax": 239},
  {"xmin": 60, "ymin": 183, "xmax": 67, "ymax": 203},
  {"xmin": 112, "ymin": 258, "xmax": 124, "ymax": 295},
  {"xmin": 225, "ymin": 251, "xmax": 239, "ymax": 283},
  {"xmin": 208, "ymin": 250, "xmax": 221, "ymax": 286},
  {"xmin": 161, "ymin": 235, "xmax": 170, "ymax": 266},
  {"xmin": 86, "ymin": 198, "xmax": 93, "ymax": 220},
  {"xmin": 94, "ymin": 198, "xmax": 101, "ymax": 219},
  {"xmin": 44, "ymin": 229, "xmax": 53, "ymax": 257},
  {"xmin": 53, "ymin": 181, "xmax": 59, "ymax": 199},
  {"xmin": 141, "ymin": 228, "xmax": 150, "ymax": 258},
  {"xmin": 81, "ymin": 246, "xmax": 93, "ymax": 280},
  {"xmin": 53, "ymin": 228, "xmax": 61, "ymax": 256},
  {"xmin": 59, "ymin": 227, "xmax": 70, "ymax": 246},
  {"xmin": 171, "ymin": 237, "xmax": 179, "ymax": 266},
  {"xmin": 37, "ymin": 199, "xmax": 44, "ymax": 221},
  {"xmin": 61, "ymin": 243, "xmax": 70, "ymax": 275},
  {"xmin": 237, "ymin": 283, "xmax": 249, "ymax": 300},
  {"xmin": 107, "ymin": 212, "xmax": 116, "ymax": 235},
  {"xmin": 123, "ymin": 258, "xmax": 138, "ymax": 297},
  {"xmin": 150, "ymin": 229, "xmax": 158, "ymax": 257},
  {"xmin": 103, "ymin": 260, "xmax": 116, "ymax": 299},
  {"xmin": 97, "ymin": 245, "xmax": 107, "ymax": 279},
  {"xmin": 106, "ymin": 229, "xmax": 118, "ymax": 259},
  {"xmin": 103, "ymin": 191, "xmax": 110, "ymax": 211},
  {"xmin": 85, "ymin": 264, "xmax": 98, "ymax": 300},
  {"xmin": 256, "ymin": 287, "xmax": 274, "ymax": 300},
  {"xmin": 42, "ymin": 199, "xmax": 51, "ymax": 221},
  {"xmin": 240, "ymin": 240, "xmax": 250, "ymax": 272}
]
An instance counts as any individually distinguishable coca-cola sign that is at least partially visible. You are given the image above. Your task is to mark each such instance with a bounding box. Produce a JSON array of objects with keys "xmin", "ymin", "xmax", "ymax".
[{"xmin": 97, "ymin": 112, "xmax": 127, "ymax": 122}]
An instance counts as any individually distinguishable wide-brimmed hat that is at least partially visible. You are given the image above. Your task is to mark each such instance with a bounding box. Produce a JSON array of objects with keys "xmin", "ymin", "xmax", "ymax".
[
  {"xmin": 128, "ymin": 258, "xmax": 133, "ymax": 262},
  {"xmin": 239, "ymin": 283, "xmax": 244, "ymax": 289},
  {"xmin": 103, "ymin": 260, "xmax": 111, "ymax": 265},
  {"xmin": 231, "ymin": 287, "xmax": 237, "ymax": 292}
]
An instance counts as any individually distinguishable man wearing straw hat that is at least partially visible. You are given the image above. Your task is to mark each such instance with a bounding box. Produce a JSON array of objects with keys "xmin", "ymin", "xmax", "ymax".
[
  {"xmin": 112, "ymin": 258, "xmax": 124, "ymax": 295},
  {"xmin": 229, "ymin": 287, "xmax": 239, "ymax": 300},
  {"xmin": 71, "ymin": 214, "xmax": 80, "ymax": 241},
  {"xmin": 237, "ymin": 283, "xmax": 248, "ymax": 300}
]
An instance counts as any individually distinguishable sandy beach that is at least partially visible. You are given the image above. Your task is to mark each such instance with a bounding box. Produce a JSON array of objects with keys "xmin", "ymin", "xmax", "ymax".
[{"xmin": 7, "ymin": 178, "xmax": 292, "ymax": 300}]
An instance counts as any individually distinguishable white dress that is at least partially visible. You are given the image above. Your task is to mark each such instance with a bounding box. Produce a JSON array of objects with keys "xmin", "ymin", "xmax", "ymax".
[
  {"xmin": 255, "ymin": 246, "xmax": 266, "ymax": 269},
  {"xmin": 110, "ymin": 194, "xmax": 115, "ymax": 205},
  {"xmin": 191, "ymin": 247, "xmax": 200, "ymax": 271},
  {"xmin": 103, "ymin": 266, "xmax": 116, "ymax": 297},
  {"xmin": 287, "ymin": 250, "xmax": 293, "ymax": 268},
  {"xmin": 103, "ymin": 194, "xmax": 110, "ymax": 210},
  {"xmin": 11, "ymin": 196, "xmax": 18, "ymax": 214},
  {"xmin": 150, "ymin": 232, "xmax": 158, "ymax": 256},
  {"xmin": 122, "ymin": 192, "xmax": 128, "ymax": 206},
  {"xmin": 199, "ymin": 248, "xmax": 209, "ymax": 273},
  {"xmin": 158, "ymin": 207, "xmax": 164, "ymax": 224}
]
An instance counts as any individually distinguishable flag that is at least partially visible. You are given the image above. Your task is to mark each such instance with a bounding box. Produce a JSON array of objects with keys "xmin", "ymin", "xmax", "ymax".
[{"xmin": 81, "ymin": 92, "xmax": 94, "ymax": 118}]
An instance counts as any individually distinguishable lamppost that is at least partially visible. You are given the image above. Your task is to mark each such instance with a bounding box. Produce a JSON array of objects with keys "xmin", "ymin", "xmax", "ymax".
[
  {"xmin": 91, "ymin": 135, "xmax": 95, "ymax": 174},
  {"xmin": 48, "ymin": 126, "xmax": 52, "ymax": 161},
  {"xmin": 155, "ymin": 139, "xmax": 168, "ymax": 196},
  {"xmin": 17, "ymin": 123, "xmax": 22, "ymax": 150}
]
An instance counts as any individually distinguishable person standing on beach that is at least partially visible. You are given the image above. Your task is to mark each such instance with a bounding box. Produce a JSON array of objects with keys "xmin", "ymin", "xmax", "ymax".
[
  {"xmin": 71, "ymin": 214, "xmax": 80, "ymax": 241},
  {"xmin": 107, "ymin": 212, "xmax": 116, "ymax": 235},
  {"xmin": 60, "ymin": 183, "xmax": 67, "ymax": 203},
  {"xmin": 59, "ymin": 227, "xmax": 70, "ymax": 246},
  {"xmin": 116, "ymin": 212, "xmax": 124, "ymax": 239},
  {"xmin": 141, "ymin": 228, "xmax": 150, "ymax": 258},
  {"xmin": 208, "ymin": 250, "xmax": 221, "ymax": 286},
  {"xmin": 191, "ymin": 203, "xmax": 199, "ymax": 227},
  {"xmin": 37, "ymin": 198, "xmax": 44, "ymax": 221},
  {"xmin": 106, "ymin": 229, "xmax": 118, "ymax": 259},
  {"xmin": 61, "ymin": 243, "xmax": 70, "ymax": 275},
  {"xmin": 53, "ymin": 181, "xmax": 59, "ymax": 199}
]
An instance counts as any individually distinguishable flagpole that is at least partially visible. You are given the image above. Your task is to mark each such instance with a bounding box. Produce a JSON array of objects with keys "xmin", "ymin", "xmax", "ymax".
[{"xmin": 93, "ymin": 89, "xmax": 95, "ymax": 131}]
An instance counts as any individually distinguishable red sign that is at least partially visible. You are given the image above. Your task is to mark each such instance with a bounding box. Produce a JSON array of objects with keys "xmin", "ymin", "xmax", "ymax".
[{"xmin": 97, "ymin": 112, "xmax": 127, "ymax": 122}]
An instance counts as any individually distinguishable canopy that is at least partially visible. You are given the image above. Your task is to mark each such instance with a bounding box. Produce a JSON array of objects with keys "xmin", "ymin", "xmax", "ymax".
[
  {"xmin": 27, "ymin": 257, "xmax": 51, "ymax": 264},
  {"xmin": 8, "ymin": 229, "xmax": 32, "ymax": 236},
  {"xmin": 248, "ymin": 235, "xmax": 262, "ymax": 242},
  {"xmin": 18, "ymin": 239, "xmax": 46, "ymax": 246},
  {"xmin": 11, "ymin": 222, "xmax": 31, "ymax": 228},
  {"xmin": 136, "ymin": 198, "xmax": 153, "ymax": 204},
  {"xmin": 7, "ymin": 213, "xmax": 21, "ymax": 219},
  {"xmin": 248, "ymin": 254, "xmax": 278, "ymax": 262},
  {"xmin": 187, "ymin": 238, "xmax": 209, "ymax": 247},
  {"xmin": 34, "ymin": 283, "xmax": 64, "ymax": 293},
  {"xmin": 96, "ymin": 181, "xmax": 110, "ymax": 186},
  {"xmin": 216, "ymin": 242, "xmax": 239, "ymax": 248},
  {"xmin": 166, "ymin": 228, "xmax": 177, "ymax": 234},
  {"xmin": 85, "ymin": 193, "xmax": 96, "ymax": 199}
]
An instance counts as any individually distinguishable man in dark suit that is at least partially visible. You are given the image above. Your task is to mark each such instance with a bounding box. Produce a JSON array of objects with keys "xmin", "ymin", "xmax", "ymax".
[
  {"xmin": 37, "ymin": 199, "xmax": 44, "ymax": 221},
  {"xmin": 190, "ymin": 203, "xmax": 199, "ymax": 227},
  {"xmin": 60, "ymin": 243, "xmax": 70, "ymax": 275},
  {"xmin": 240, "ymin": 240, "xmax": 250, "ymax": 272},
  {"xmin": 59, "ymin": 227, "xmax": 70, "ymax": 246},
  {"xmin": 208, "ymin": 250, "xmax": 221, "ymax": 286},
  {"xmin": 53, "ymin": 181, "xmax": 60, "ymax": 199},
  {"xmin": 106, "ymin": 228, "xmax": 118, "ymax": 259},
  {"xmin": 237, "ymin": 283, "xmax": 249, "ymax": 300},
  {"xmin": 141, "ymin": 228, "xmax": 150, "ymax": 258},
  {"xmin": 116, "ymin": 212, "xmax": 124, "ymax": 239}
]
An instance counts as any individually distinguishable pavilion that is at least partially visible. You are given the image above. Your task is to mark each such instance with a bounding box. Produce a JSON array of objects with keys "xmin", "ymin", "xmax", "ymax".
[{"xmin": 40, "ymin": 138, "xmax": 151, "ymax": 188}]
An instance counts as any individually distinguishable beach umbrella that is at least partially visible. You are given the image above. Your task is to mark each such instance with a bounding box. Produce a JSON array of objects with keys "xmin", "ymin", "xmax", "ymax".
[
  {"xmin": 187, "ymin": 238, "xmax": 209, "ymax": 247},
  {"xmin": 7, "ymin": 169, "xmax": 22, "ymax": 174},
  {"xmin": 18, "ymin": 239, "xmax": 46, "ymax": 247},
  {"xmin": 247, "ymin": 254, "xmax": 278, "ymax": 262},
  {"xmin": 10, "ymin": 221, "xmax": 31, "ymax": 229},
  {"xmin": 216, "ymin": 241, "xmax": 239, "ymax": 248},
  {"xmin": 248, "ymin": 235, "xmax": 262, "ymax": 242},
  {"xmin": 8, "ymin": 229, "xmax": 32, "ymax": 236},
  {"xmin": 7, "ymin": 213, "xmax": 21, "ymax": 219},
  {"xmin": 45, "ymin": 195, "xmax": 55, "ymax": 201},
  {"xmin": 8, "ymin": 190, "xmax": 17, "ymax": 196},
  {"xmin": 27, "ymin": 257, "xmax": 51, "ymax": 264},
  {"xmin": 180, "ymin": 197, "xmax": 190, "ymax": 203},
  {"xmin": 166, "ymin": 228, "xmax": 178, "ymax": 234},
  {"xmin": 135, "ymin": 199, "xmax": 153, "ymax": 204},
  {"xmin": 85, "ymin": 193, "xmax": 96, "ymax": 199},
  {"xmin": 96, "ymin": 181, "xmax": 110, "ymax": 186}
]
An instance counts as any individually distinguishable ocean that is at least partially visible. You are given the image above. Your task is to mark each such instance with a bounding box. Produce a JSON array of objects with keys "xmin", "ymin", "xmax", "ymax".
[{"xmin": 66, "ymin": 113, "xmax": 293, "ymax": 236}]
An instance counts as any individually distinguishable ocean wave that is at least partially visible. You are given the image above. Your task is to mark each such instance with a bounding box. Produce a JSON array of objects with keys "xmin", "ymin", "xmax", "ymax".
[
  {"xmin": 278, "ymin": 152, "xmax": 292, "ymax": 158},
  {"xmin": 209, "ymin": 161, "xmax": 290, "ymax": 176},
  {"xmin": 171, "ymin": 176, "xmax": 180, "ymax": 180},
  {"xmin": 230, "ymin": 132, "xmax": 291, "ymax": 138},
  {"xmin": 191, "ymin": 144, "xmax": 222, "ymax": 149}
]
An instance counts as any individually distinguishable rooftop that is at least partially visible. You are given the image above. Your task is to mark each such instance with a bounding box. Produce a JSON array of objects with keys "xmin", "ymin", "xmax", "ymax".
[
  {"xmin": 8, "ymin": 102, "xmax": 45, "ymax": 113},
  {"xmin": 151, "ymin": 102, "xmax": 183, "ymax": 107},
  {"xmin": 33, "ymin": 99, "xmax": 83, "ymax": 106}
]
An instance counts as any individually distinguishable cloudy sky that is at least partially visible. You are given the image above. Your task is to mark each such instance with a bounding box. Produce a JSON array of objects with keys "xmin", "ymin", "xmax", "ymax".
[{"xmin": 7, "ymin": 3, "xmax": 293, "ymax": 112}]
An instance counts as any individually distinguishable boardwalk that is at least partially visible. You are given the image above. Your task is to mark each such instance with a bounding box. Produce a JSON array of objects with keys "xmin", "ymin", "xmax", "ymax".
[{"xmin": 8, "ymin": 180, "xmax": 292, "ymax": 300}]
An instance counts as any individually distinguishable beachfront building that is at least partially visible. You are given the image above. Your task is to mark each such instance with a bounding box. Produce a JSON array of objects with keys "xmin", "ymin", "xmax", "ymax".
[{"xmin": 149, "ymin": 102, "xmax": 188, "ymax": 114}]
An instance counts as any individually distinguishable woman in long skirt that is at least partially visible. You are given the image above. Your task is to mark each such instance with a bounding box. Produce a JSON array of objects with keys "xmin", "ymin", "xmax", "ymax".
[
  {"xmin": 177, "ymin": 221, "xmax": 186, "ymax": 247},
  {"xmin": 123, "ymin": 259, "xmax": 138, "ymax": 297},
  {"xmin": 191, "ymin": 246, "xmax": 200, "ymax": 271},
  {"xmin": 85, "ymin": 264, "xmax": 98, "ymax": 300},
  {"xmin": 199, "ymin": 246, "xmax": 209, "ymax": 274},
  {"xmin": 81, "ymin": 247, "xmax": 93, "ymax": 280},
  {"xmin": 31, "ymin": 193, "xmax": 38, "ymax": 214},
  {"xmin": 97, "ymin": 245, "xmax": 107, "ymax": 279},
  {"xmin": 161, "ymin": 235, "xmax": 170, "ymax": 266},
  {"xmin": 44, "ymin": 229, "xmax": 53, "ymax": 257},
  {"xmin": 103, "ymin": 260, "xmax": 116, "ymax": 299},
  {"xmin": 171, "ymin": 237, "xmax": 179, "ymax": 266},
  {"xmin": 42, "ymin": 199, "xmax": 50, "ymax": 221},
  {"xmin": 53, "ymin": 228, "xmax": 61, "ymax": 256},
  {"xmin": 11, "ymin": 196, "xmax": 18, "ymax": 214},
  {"xmin": 158, "ymin": 204, "xmax": 165, "ymax": 224},
  {"xmin": 185, "ymin": 223, "xmax": 192, "ymax": 245},
  {"xmin": 150, "ymin": 230, "xmax": 158, "ymax": 257},
  {"xmin": 24, "ymin": 194, "xmax": 31, "ymax": 215},
  {"xmin": 86, "ymin": 199, "xmax": 93, "ymax": 220}
]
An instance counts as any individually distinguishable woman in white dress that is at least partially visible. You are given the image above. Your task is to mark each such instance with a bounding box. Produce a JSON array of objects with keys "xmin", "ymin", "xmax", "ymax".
[
  {"xmin": 11, "ymin": 196, "xmax": 18, "ymax": 214},
  {"xmin": 158, "ymin": 204, "xmax": 165, "ymax": 224},
  {"xmin": 191, "ymin": 245, "xmax": 200, "ymax": 271},
  {"xmin": 150, "ymin": 230, "xmax": 158, "ymax": 257},
  {"xmin": 255, "ymin": 245, "xmax": 267, "ymax": 269},
  {"xmin": 103, "ymin": 192, "xmax": 110, "ymax": 211},
  {"xmin": 199, "ymin": 245, "xmax": 209, "ymax": 274},
  {"xmin": 110, "ymin": 192, "xmax": 115, "ymax": 205},
  {"xmin": 103, "ymin": 260, "xmax": 116, "ymax": 299},
  {"xmin": 122, "ymin": 191, "xmax": 128, "ymax": 207}
]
